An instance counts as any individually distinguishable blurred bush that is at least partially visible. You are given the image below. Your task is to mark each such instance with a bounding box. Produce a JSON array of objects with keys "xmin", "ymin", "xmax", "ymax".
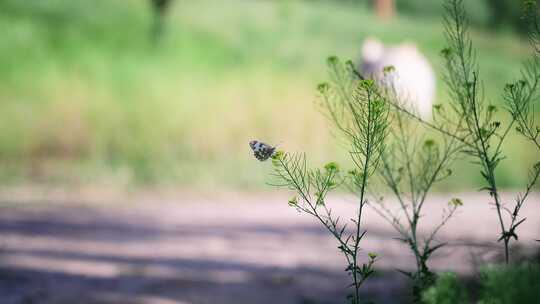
[
  {"xmin": 422, "ymin": 264, "xmax": 540, "ymax": 304},
  {"xmin": 396, "ymin": 0, "xmax": 489, "ymax": 26},
  {"xmin": 422, "ymin": 272, "xmax": 468, "ymax": 304},
  {"xmin": 396, "ymin": 0, "xmax": 534, "ymax": 35},
  {"xmin": 484, "ymin": 0, "xmax": 536, "ymax": 35},
  {"xmin": 479, "ymin": 263, "xmax": 540, "ymax": 304}
]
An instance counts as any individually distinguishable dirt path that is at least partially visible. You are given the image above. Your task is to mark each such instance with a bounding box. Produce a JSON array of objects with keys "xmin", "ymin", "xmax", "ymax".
[{"xmin": 0, "ymin": 189, "xmax": 538, "ymax": 304}]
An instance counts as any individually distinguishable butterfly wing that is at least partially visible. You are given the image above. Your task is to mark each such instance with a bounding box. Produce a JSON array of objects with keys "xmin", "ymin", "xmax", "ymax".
[
  {"xmin": 250, "ymin": 140, "xmax": 276, "ymax": 161},
  {"xmin": 253, "ymin": 150, "xmax": 266, "ymax": 161},
  {"xmin": 263, "ymin": 146, "xmax": 276, "ymax": 160}
]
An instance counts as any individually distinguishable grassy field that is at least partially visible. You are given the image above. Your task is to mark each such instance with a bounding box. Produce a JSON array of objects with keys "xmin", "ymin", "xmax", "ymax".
[{"xmin": 0, "ymin": 0, "xmax": 537, "ymax": 190}]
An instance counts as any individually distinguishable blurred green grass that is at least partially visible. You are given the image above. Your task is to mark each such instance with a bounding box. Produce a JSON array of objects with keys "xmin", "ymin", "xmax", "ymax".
[{"xmin": 0, "ymin": 0, "xmax": 537, "ymax": 190}]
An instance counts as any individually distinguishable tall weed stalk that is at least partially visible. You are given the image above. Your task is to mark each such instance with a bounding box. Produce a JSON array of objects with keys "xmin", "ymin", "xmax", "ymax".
[{"xmin": 269, "ymin": 57, "xmax": 390, "ymax": 303}]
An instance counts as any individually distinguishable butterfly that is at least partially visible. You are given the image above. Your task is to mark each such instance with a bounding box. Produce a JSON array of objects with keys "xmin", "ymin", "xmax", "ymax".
[{"xmin": 249, "ymin": 140, "xmax": 276, "ymax": 161}]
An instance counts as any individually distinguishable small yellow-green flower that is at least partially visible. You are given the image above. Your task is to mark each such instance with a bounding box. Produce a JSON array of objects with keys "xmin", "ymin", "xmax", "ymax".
[
  {"xmin": 271, "ymin": 151, "xmax": 285, "ymax": 167},
  {"xmin": 440, "ymin": 47, "xmax": 452, "ymax": 58},
  {"xmin": 317, "ymin": 82, "xmax": 330, "ymax": 93},
  {"xmin": 487, "ymin": 105, "xmax": 497, "ymax": 113},
  {"xmin": 424, "ymin": 139, "xmax": 436, "ymax": 148},
  {"xmin": 383, "ymin": 65, "xmax": 395, "ymax": 74},
  {"xmin": 272, "ymin": 150, "xmax": 284, "ymax": 160},
  {"xmin": 324, "ymin": 162, "xmax": 340, "ymax": 173},
  {"xmin": 368, "ymin": 252, "xmax": 378, "ymax": 260},
  {"xmin": 327, "ymin": 56, "xmax": 338, "ymax": 65},
  {"xmin": 288, "ymin": 196, "xmax": 298, "ymax": 206},
  {"xmin": 449, "ymin": 198, "xmax": 463, "ymax": 207}
]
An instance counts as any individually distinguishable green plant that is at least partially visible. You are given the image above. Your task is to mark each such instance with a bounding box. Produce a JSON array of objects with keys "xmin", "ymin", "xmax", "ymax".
[
  {"xmin": 366, "ymin": 84, "xmax": 464, "ymax": 301},
  {"xmin": 479, "ymin": 263, "xmax": 540, "ymax": 304},
  {"xmin": 269, "ymin": 57, "xmax": 390, "ymax": 303},
  {"xmin": 444, "ymin": 0, "xmax": 540, "ymax": 264},
  {"xmin": 421, "ymin": 263, "xmax": 540, "ymax": 304},
  {"xmin": 348, "ymin": 45, "xmax": 463, "ymax": 300},
  {"xmin": 348, "ymin": 57, "xmax": 464, "ymax": 300},
  {"xmin": 392, "ymin": 0, "xmax": 540, "ymax": 264},
  {"xmin": 422, "ymin": 272, "xmax": 468, "ymax": 304}
]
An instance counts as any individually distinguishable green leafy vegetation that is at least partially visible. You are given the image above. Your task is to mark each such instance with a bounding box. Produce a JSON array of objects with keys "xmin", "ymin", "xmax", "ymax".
[
  {"xmin": 422, "ymin": 263, "xmax": 540, "ymax": 304},
  {"xmin": 422, "ymin": 272, "xmax": 468, "ymax": 304},
  {"xmin": 479, "ymin": 263, "xmax": 540, "ymax": 304},
  {"xmin": 371, "ymin": 100, "xmax": 463, "ymax": 300},
  {"xmin": 261, "ymin": 1, "xmax": 540, "ymax": 302},
  {"xmin": 270, "ymin": 58, "xmax": 390, "ymax": 303},
  {"xmin": 396, "ymin": 0, "xmax": 534, "ymax": 35},
  {"xmin": 411, "ymin": 0, "xmax": 540, "ymax": 264}
]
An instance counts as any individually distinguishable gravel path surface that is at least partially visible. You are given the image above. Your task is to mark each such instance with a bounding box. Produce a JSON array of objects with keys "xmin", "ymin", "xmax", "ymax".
[{"xmin": 0, "ymin": 189, "xmax": 538, "ymax": 304}]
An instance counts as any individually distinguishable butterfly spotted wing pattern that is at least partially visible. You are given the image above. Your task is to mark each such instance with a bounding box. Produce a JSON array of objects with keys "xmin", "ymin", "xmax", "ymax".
[{"xmin": 249, "ymin": 140, "xmax": 276, "ymax": 161}]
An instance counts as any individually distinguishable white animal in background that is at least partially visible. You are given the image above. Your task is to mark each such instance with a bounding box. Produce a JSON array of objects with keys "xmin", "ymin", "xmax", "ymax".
[{"xmin": 360, "ymin": 38, "xmax": 436, "ymax": 119}]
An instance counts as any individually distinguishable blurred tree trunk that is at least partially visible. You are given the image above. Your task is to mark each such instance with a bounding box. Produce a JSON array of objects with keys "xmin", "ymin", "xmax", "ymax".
[
  {"xmin": 485, "ymin": 0, "xmax": 535, "ymax": 35},
  {"xmin": 485, "ymin": 0, "xmax": 510, "ymax": 28},
  {"xmin": 151, "ymin": 0, "xmax": 173, "ymax": 44},
  {"xmin": 374, "ymin": 0, "xmax": 395, "ymax": 20}
]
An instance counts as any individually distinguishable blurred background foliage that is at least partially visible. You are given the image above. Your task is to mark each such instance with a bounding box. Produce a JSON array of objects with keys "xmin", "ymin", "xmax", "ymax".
[
  {"xmin": 422, "ymin": 263, "xmax": 540, "ymax": 304},
  {"xmin": 0, "ymin": 0, "xmax": 537, "ymax": 190}
]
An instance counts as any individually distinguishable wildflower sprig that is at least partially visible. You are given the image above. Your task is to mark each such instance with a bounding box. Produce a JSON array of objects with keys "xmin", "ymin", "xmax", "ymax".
[
  {"xmin": 271, "ymin": 152, "xmax": 342, "ymax": 216},
  {"xmin": 440, "ymin": 0, "xmax": 540, "ymax": 264},
  {"xmin": 270, "ymin": 57, "xmax": 389, "ymax": 304},
  {"xmin": 320, "ymin": 57, "xmax": 390, "ymax": 303},
  {"xmin": 319, "ymin": 58, "xmax": 389, "ymax": 181},
  {"xmin": 503, "ymin": 62, "xmax": 540, "ymax": 150},
  {"xmin": 270, "ymin": 153, "xmax": 375, "ymax": 304},
  {"xmin": 343, "ymin": 45, "xmax": 463, "ymax": 298}
]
